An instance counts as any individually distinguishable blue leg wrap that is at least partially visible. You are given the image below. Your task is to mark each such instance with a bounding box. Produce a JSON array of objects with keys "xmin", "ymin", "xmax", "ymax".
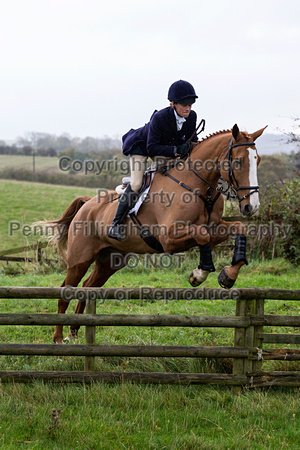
[
  {"xmin": 231, "ymin": 234, "xmax": 248, "ymax": 266},
  {"xmin": 198, "ymin": 243, "xmax": 215, "ymax": 272}
]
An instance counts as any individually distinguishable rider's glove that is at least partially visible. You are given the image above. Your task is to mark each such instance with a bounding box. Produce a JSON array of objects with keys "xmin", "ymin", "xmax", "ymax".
[{"xmin": 173, "ymin": 143, "xmax": 190, "ymax": 158}]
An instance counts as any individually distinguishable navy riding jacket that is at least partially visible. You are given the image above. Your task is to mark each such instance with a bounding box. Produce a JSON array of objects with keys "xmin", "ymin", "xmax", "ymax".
[{"xmin": 122, "ymin": 106, "xmax": 197, "ymax": 158}]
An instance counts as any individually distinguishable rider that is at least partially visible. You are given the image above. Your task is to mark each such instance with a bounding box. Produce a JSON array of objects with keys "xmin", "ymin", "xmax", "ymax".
[{"xmin": 108, "ymin": 79, "xmax": 198, "ymax": 241}]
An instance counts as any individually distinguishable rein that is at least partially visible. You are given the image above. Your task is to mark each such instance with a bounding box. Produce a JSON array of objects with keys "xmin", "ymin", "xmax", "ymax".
[
  {"xmin": 157, "ymin": 134, "xmax": 260, "ymax": 222},
  {"xmin": 157, "ymin": 157, "xmax": 220, "ymax": 224},
  {"xmin": 157, "ymin": 162, "xmax": 220, "ymax": 222},
  {"xmin": 186, "ymin": 119, "xmax": 206, "ymax": 145}
]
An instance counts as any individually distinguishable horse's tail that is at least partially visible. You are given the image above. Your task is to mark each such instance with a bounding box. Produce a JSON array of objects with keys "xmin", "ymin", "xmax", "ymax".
[{"xmin": 33, "ymin": 196, "xmax": 91, "ymax": 262}]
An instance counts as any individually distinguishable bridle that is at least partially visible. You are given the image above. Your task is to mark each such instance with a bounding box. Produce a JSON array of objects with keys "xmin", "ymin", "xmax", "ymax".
[
  {"xmin": 157, "ymin": 134, "xmax": 260, "ymax": 223},
  {"xmin": 220, "ymin": 137, "xmax": 259, "ymax": 203}
]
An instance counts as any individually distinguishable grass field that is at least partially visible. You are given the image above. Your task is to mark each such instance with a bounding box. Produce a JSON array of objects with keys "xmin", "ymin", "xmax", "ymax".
[
  {"xmin": 0, "ymin": 155, "xmax": 59, "ymax": 173},
  {"xmin": 0, "ymin": 261, "xmax": 300, "ymax": 449},
  {"xmin": 0, "ymin": 179, "xmax": 300, "ymax": 448},
  {"xmin": 0, "ymin": 179, "xmax": 97, "ymax": 251}
]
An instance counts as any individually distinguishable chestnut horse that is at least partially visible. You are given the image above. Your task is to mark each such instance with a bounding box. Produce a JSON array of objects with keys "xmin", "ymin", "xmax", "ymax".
[{"xmin": 40, "ymin": 124, "xmax": 266, "ymax": 343}]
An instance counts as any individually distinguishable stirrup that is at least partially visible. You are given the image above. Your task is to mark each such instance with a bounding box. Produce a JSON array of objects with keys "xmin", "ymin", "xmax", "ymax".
[{"xmin": 108, "ymin": 224, "xmax": 126, "ymax": 241}]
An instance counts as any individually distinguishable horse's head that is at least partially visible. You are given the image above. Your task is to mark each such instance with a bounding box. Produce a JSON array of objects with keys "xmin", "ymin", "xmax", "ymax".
[{"xmin": 220, "ymin": 124, "xmax": 267, "ymax": 217}]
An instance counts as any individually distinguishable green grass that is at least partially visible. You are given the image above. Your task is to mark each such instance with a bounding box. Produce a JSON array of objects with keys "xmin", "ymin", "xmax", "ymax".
[
  {"xmin": 0, "ymin": 265, "xmax": 300, "ymax": 449},
  {"xmin": 0, "ymin": 179, "xmax": 96, "ymax": 250},
  {"xmin": 1, "ymin": 383, "xmax": 300, "ymax": 449},
  {"xmin": 0, "ymin": 179, "xmax": 300, "ymax": 448}
]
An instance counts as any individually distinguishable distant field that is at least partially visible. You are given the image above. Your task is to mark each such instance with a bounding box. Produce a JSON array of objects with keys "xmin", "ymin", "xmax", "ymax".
[
  {"xmin": 0, "ymin": 179, "xmax": 97, "ymax": 252},
  {"xmin": 0, "ymin": 147, "xmax": 295, "ymax": 189},
  {"xmin": 0, "ymin": 154, "xmax": 59, "ymax": 173}
]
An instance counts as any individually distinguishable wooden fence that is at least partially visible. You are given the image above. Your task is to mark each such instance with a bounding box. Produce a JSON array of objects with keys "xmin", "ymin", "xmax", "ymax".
[
  {"xmin": 0, "ymin": 287, "xmax": 300, "ymax": 388},
  {"xmin": 0, "ymin": 242, "xmax": 61, "ymax": 264}
]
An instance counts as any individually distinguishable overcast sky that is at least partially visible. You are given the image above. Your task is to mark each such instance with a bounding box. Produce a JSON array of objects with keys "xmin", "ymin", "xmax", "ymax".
[{"xmin": 1, "ymin": 0, "xmax": 299, "ymax": 142}]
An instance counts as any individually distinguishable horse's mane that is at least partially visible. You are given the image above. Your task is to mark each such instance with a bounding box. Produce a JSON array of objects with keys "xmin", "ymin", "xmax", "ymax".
[{"xmin": 198, "ymin": 129, "xmax": 232, "ymax": 145}]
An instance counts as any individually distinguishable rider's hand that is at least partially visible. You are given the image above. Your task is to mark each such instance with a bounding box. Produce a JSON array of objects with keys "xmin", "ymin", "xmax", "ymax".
[{"xmin": 174, "ymin": 143, "xmax": 190, "ymax": 158}]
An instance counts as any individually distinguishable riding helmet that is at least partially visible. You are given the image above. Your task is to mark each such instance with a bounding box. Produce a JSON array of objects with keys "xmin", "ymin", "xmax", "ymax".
[{"xmin": 168, "ymin": 80, "xmax": 198, "ymax": 104}]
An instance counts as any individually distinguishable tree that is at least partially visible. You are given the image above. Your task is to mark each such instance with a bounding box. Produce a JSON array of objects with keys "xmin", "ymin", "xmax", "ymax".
[
  {"xmin": 258, "ymin": 154, "xmax": 288, "ymax": 186},
  {"xmin": 283, "ymin": 117, "xmax": 300, "ymax": 175},
  {"xmin": 22, "ymin": 146, "xmax": 33, "ymax": 156}
]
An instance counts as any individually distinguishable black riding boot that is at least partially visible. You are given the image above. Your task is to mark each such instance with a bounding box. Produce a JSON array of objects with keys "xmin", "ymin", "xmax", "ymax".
[{"xmin": 108, "ymin": 185, "xmax": 139, "ymax": 241}]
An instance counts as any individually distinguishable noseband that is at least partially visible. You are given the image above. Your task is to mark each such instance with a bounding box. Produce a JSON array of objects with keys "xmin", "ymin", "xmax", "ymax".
[{"xmin": 221, "ymin": 138, "xmax": 259, "ymax": 203}]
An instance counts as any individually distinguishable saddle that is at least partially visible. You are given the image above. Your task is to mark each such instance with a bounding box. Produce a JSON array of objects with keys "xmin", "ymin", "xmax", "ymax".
[
  {"xmin": 115, "ymin": 170, "xmax": 154, "ymax": 217},
  {"xmin": 114, "ymin": 169, "xmax": 164, "ymax": 252}
]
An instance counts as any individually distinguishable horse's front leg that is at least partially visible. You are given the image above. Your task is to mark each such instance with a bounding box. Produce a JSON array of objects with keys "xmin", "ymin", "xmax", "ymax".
[
  {"xmin": 189, "ymin": 226, "xmax": 216, "ymax": 287},
  {"xmin": 212, "ymin": 220, "xmax": 248, "ymax": 289},
  {"xmin": 162, "ymin": 223, "xmax": 215, "ymax": 287}
]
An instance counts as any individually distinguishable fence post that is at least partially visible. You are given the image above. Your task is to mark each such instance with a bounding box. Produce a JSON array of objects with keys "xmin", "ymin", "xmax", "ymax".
[
  {"xmin": 252, "ymin": 298, "xmax": 264, "ymax": 372},
  {"xmin": 233, "ymin": 297, "xmax": 263, "ymax": 391},
  {"xmin": 84, "ymin": 298, "xmax": 96, "ymax": 371},
  {"xmin": 243, "ymin": 299, "xmax": 257, "ymax": 374},
  {"xmin": 37, "ymin": 241, "xmax": 42, "ymax": 262},
  {"xmin": 232, "ymin": 299, "xmax": 246, "ymax": 393}
]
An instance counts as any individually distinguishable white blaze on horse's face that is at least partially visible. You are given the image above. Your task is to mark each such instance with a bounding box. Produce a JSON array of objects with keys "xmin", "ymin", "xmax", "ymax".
[{"xmin": 248, "ymin": 148, "xmax": 260, "ymax": 214}]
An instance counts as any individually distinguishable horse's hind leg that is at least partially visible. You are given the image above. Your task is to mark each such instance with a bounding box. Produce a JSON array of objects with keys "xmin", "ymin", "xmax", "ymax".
[
  {"xmin": 67, "ymin": 249, "xmax": 128, "ymax": 339},
  {"xmin": 53, "ymin": 260, "xmax": 93, "ymax": 343}
]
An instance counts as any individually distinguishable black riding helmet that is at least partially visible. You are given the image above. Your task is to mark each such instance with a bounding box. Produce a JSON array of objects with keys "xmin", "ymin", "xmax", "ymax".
[{"xmin": 168, "ymin": 80, "xmax": 198, "ymax": 105}]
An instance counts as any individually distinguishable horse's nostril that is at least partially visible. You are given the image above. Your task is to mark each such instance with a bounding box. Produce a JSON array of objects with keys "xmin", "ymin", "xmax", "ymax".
[{"xmin": 244, "ymin": 204, "xmax": 253, "ymax": 215}]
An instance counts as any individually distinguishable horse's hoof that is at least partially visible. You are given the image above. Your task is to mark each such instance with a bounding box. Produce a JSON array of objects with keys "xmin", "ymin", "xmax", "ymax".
[
  {"xmin": 54, "ymin": 337, "xmax": 63, "ymax": 344},
  {"xmin": 189, "ymin": 272, "xmax": 201, "ymax": 287},
  {"xmin": 218, "ymin": 268, "xmax": 236, "ymax": 289},
  {"xmin": 189, "ymin": 268, "xmax": 209, "ymax": 287},
  {"xmin": 63, "ymin": 330, "xmax": 78, "ymax": 343}
]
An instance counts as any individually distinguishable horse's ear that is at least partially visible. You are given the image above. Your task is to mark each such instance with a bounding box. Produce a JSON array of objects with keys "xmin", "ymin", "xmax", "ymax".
[
  {"xmin": 251, "ymin": 125, "xmax": 268, "ymax": 141},
  {"xmin": 232, "ymin": 124, "xmax": 239, "ymax": 141}
]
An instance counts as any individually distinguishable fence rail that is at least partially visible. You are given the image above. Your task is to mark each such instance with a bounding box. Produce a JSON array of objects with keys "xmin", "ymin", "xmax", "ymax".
[
  {"xmin": 0, "ymin": 242, "xmax": 60, "ymax": 264},
  {"xmin": 0, "ymin": 242, "xmax": 47, "ymax": 257},
  {"xmin": 0, "ymin": 287, "xmax": 299, "ymax": 389},
  {"xmin": 0, "ymin": 286, "xmax": 299, "ymax": 300}
]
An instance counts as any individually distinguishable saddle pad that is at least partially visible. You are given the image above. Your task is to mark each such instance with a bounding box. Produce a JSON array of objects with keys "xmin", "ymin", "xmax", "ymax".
[{"xmin": 115, "ymin": 173, "xmax": 155, "ymax": 217}]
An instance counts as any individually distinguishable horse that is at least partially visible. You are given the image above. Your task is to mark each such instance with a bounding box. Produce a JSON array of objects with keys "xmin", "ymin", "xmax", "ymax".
[{"xmin": 39, "ymin": 124, "xmax": 266, "ymax": 343}]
